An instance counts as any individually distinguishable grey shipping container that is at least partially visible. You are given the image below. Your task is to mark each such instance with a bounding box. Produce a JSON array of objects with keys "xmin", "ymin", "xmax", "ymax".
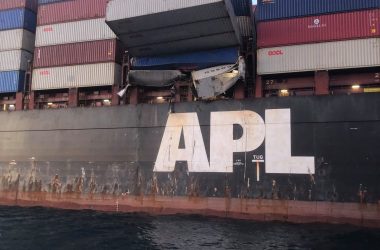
[
  {"xmin": 32, "ymin": 62, "xmax": 121, "ymax": 90},
  {"xmin": 257, "ymin": 38, "xmax": 380, "ymax": 75},
  {"xmin": 236, "ymin": 16, "xmax": 252, "ymax": 37},
  {"xmin": 35, "ymin": 18, "xmax": 116, "ymax": 47},
  {"xmin": 0, "ymin": 29, "xmax": 35, "ymax": 53},
  {"xmin": 0, "ymin": 50, "xmax": 33, "ymax": 72},
  {"xmin": 106, "ymin": 0, "xmax": 242, "ymax": 56}
]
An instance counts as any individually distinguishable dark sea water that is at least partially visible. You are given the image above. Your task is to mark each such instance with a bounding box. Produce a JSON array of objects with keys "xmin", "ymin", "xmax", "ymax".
[{"xmin": 0, "ymin": 206, "xmax": 379, "ymax": 250}]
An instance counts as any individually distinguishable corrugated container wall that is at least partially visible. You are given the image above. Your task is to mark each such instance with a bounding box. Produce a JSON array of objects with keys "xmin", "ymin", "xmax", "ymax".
[
  {"xmin": 231, "ymin": 0, "xmax": 251, "ymax": 16},
  {"xmin": 121, "ymin": 18, "xmax": 237, "ymax": 48},
  {"xmin": 0, "ymin": 0, "xmax": 38, "ymax": 12},
  {"xmin": 251, "ymin": 5, "xmax": 256, "ymax": 42},
  {"xmin": 258, "ymin": 9, "xmax": 380, "ymax": 48},
  {"xmin": 106, "ymin": 0, "xmax": 242, "ymax": 56},
  {"xmin": 127, "ymin": 33, "xmax": 240, "ymax": 57},
  {"xmin": 33, "ymin": 39, "xmax": 124, "ymax": 68},
  {"xmin": 0, "ymin": 1, "xmax": 37, "ymax": 94},
  {"xmin": 35, "ymin": 18, "xmax": 116, "ymax": 47},
  {"xmin": 38, "ymin": 0, "xmax": 66, "ymax": 5},
  {"xmin": 0, "ymin": 29, "xmax": 35, "ymax": 52},
  {"xmin": 257, "ymin": 38, "xmax": 380, "ymax": 75},
  {"xmin": 0, "ymin": 71, "xmax": 25, "ymax": 93},
  {"xmin": 107, "ymin": 0, "xmax": 231, "ymax": 22},
  {"xmin": 0, "ymin": 8, "xmax": 37, "ymax": 32},
  {"xmin": 33, "ymin": 0, "xmax": 121, "ymax": 91},
  {"xmin": 236, "ymin": 16, "xmax": 252, "ymax": 37},
  {"xmin": 0, "ymin": 50, "xmax": 33, "ymax": 72},
  {"xmin": 256, "ymin": 0, "xmax": 380, "ymax": 21},
  {"xmin": 131, "ymin": 47, "xmax": 239, "ymax": 70},
  {"xmin": 37, "ymin": 0, "xmax": 108, "ymax": 25},
  {"xmin": 32, "ymin": 63, "xmax": 121, "ymax": 90}
]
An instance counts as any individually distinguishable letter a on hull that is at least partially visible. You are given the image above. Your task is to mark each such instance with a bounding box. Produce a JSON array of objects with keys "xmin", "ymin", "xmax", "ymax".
[{"xmin": 154, "ymin": 113, "xmax": 210, "ymax": 172}]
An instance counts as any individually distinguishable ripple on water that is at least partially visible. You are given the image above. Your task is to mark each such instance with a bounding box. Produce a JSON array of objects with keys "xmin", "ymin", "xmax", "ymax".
[{"xmin": 0, "ymin": 206, "xmax": 379, "ymax": 250}]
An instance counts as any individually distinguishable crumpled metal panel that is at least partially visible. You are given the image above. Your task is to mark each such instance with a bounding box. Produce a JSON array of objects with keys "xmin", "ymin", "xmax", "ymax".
[
  {"xmin": 129, "ymin": 70, "xmax": 184, "ymax": 87},
  {"xmin": 192, "ymin": 57, "xmax": 244, "ymax": 99}
]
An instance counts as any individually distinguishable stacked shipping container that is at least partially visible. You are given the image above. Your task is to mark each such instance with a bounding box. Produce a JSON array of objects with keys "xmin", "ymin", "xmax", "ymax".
[
  {"xmin": 128, "ymin": 0, "xmax": 252, "ymax": 71},
  {"xmin": 105, "ymin": 0, "xmax": 243, "ymax": 57},
  {"xmin": 256, "ymin": 0, "xmax": 380, "ymax": 75},
  {"xmin": 0, "ymin": 1, "xmax": 37, "ymax": 96},
  {"xmin": 232, "ymin": 0, "xmax": 253, "ymax": 37},
  {"xmin": 131, "ymin": 47, "xmax": 239, "ymax": 71},
  {"xmin": 32, "ymin": 0, "xmax": 121, "ymax": 94}
]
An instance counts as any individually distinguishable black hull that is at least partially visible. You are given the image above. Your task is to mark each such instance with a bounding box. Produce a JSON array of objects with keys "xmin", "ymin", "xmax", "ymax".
[{"xmin": 0, "ymin": 94, "xmax": 379, "ymax": 227}]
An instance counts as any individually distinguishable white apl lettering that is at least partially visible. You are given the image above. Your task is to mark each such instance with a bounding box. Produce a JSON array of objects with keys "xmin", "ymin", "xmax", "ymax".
[
  {"xmin": 210, "ymin": 111, "xmax": 265, "ymax": 172},
  {"xmin": 154, "ymin": 113, "xmax": 210, "ymax": 172},
  {"xmin": 265, "ymin": 109, "xmax": 314, "ymax": 174},
  {"xmin": 154, "ymin": 109, "xmax": 315, "ymax": 174}
]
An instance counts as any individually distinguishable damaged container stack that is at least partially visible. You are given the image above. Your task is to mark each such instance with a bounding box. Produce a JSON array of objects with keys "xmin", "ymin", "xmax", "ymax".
[
  {"xmin": 32, "ymin": 0, "xmax": 122, "ymax": 106},
  {"xmin": 232, "ymin": 0, "xmax": 253, "ymax": 38},
  {"xmin": 0, "ymin": 0, "xmax": 36, "ymax": 103},
  {"xmin": 105, "ymin": 0, "xmax": 251, "ymax": 100},
  {"xmin": 128, "ymin": 0, "xmax": 253, "ymax": 72},
  {"xmin": 106, "ymin": 0, "xmax": 243, "ymax": 56},
  {"xmin": 256, "ymin": 0, "xmax": 380, "ymax": 76}
]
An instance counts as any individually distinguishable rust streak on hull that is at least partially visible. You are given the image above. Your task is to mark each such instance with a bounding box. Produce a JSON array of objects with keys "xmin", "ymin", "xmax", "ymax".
[{"xmin": 1, "ymin": 191, "xmax": 379, "ymax": 228}]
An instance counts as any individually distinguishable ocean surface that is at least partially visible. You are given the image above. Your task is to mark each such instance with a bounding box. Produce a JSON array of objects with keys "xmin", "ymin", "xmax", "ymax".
[{"xmin": 0, "ymin": 206, "xmax": 379, "ymax": 250}]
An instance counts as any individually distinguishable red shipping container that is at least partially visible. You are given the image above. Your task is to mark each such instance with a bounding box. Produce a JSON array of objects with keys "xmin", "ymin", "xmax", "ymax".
[
  {"xmin": 33, "ymin": 39, "xmax": 124, "ymax": 68},
  {"xmin": 257, "ymin": 9, "xmax": 380, "ymax": 48},
  {"xmin": 0, "ymin": 0, "xmax": 37, "ymax": 12},
  {"xmin": 37, "ymin": 0, "xmax": 108, "ymax": 25}
]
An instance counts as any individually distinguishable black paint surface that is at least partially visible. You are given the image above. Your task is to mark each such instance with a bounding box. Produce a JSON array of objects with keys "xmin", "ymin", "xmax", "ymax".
[{"xmin": 0, "ymin": 94, "xmax": 379, "ymax": 203}]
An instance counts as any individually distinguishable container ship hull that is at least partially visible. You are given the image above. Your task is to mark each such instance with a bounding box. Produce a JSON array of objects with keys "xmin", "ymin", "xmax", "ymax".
[{"xmin": 0, "ymin": 93, "xmax": 379, "ymax": 227}]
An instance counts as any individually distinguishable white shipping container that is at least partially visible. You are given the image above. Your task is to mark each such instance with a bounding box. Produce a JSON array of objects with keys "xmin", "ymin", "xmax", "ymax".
[
  {"xmin": 106, "ymin": 0, "xmax": 241, "ymax": 56},
  {"xmin": 35, "ymin": 18, "xmax": 117, "ymax": 47},
  {"xmin": 107, "ymin": 0, "xmax": 225, "ymax": 21},
  {"xmin": 0, "ymin": 29, "xmax": 35, "ymax": 53},
  {"xmin": 257, "ymin": 38, "xmax": 380, "ymax": 75},
  {"xmin": 0, "ymin": 50, "xmax": 33, "ymax": 72},
  {"xmin": 32, "ymin": 63, "xmax": 121, "ymax": 90}
]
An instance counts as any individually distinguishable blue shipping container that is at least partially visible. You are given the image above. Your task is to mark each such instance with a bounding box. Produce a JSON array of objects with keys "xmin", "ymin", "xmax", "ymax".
[
  {"xmin": 0, "ymin": 8, "xmax": 36, "ymax": 33},
  {"xmin": 0, "ymin": 71, "xmax": 25, "ymax": 93},
  {"xmin": 131, "ymin": 47, "xmax": 239, "ymax": 71},
  {"xmin": 38, "ymin": 0, "xmax": 67, "ymax": 5},
  {"xmin": 256, "ymin": 0, "xmax": 380, "ymax": 21},
  {"xmin": 231, "ymin": 0, "xmax": 252, "ymax": 16}
]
